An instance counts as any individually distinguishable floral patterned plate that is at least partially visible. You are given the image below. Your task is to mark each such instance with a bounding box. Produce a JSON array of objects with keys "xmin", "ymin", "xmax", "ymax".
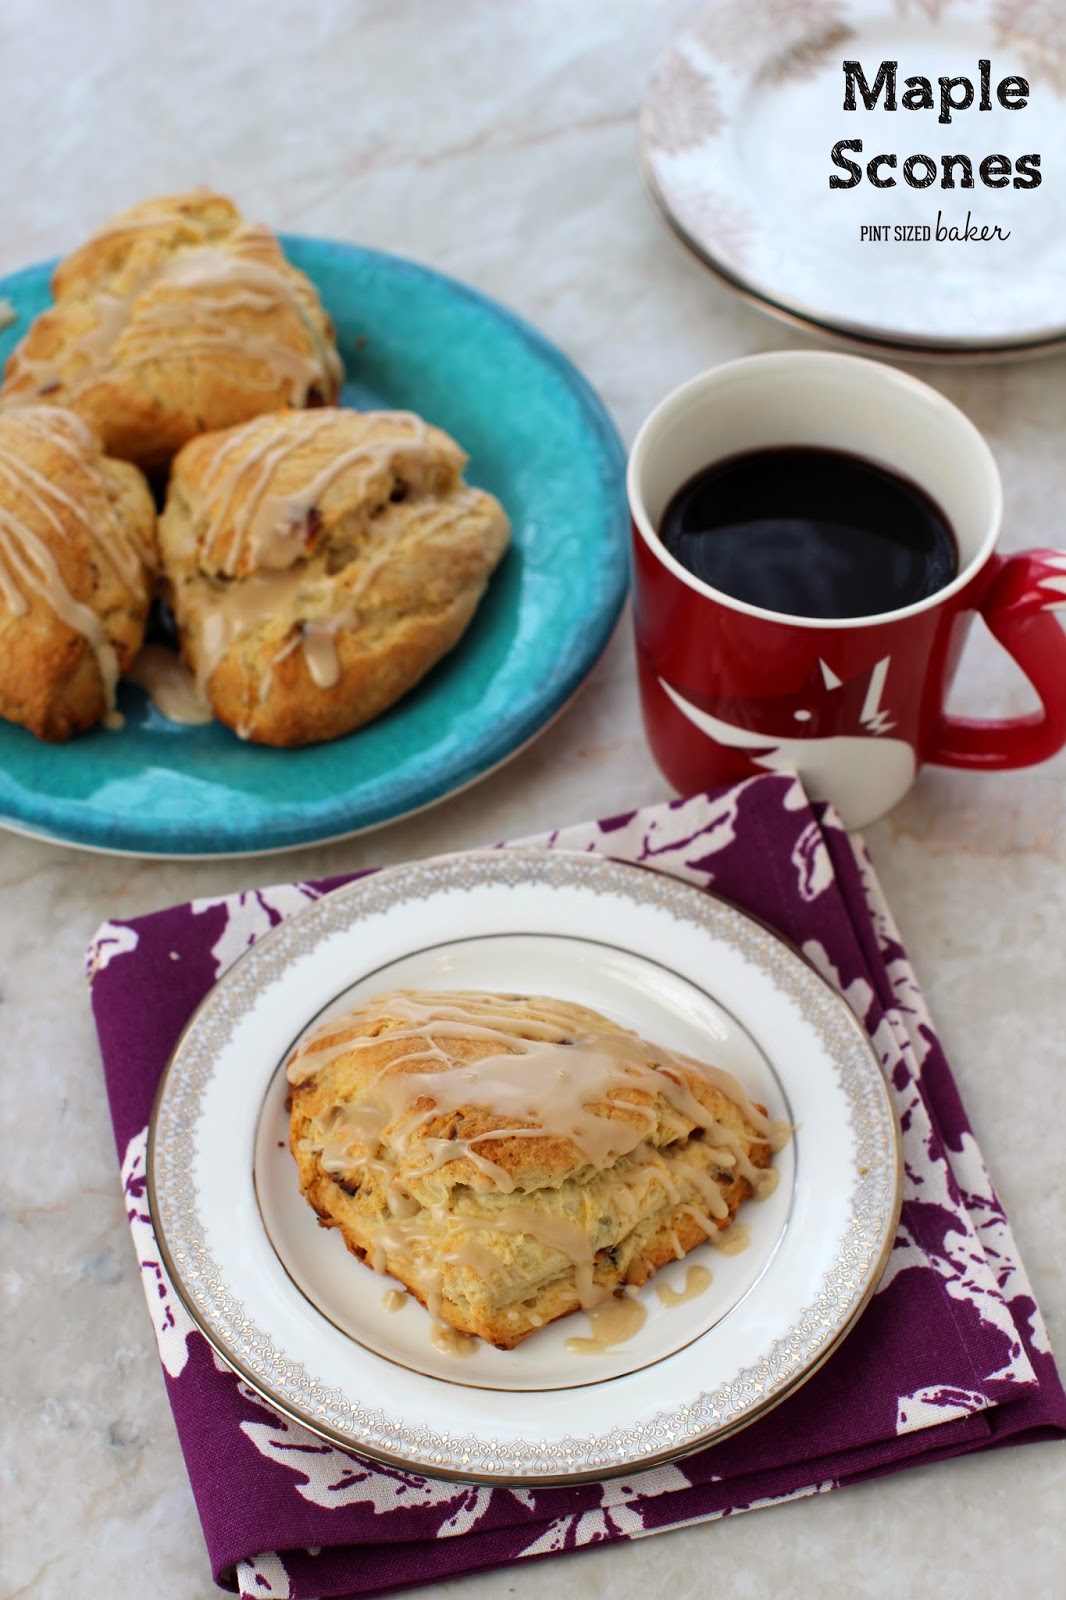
[
  {"xmin": 148, "ymin": 848, "xmax": 901, "ymax": 1483},
  {"xmin": 640, "ymin": 0, "xmax": 1066, "ymax": 357}
]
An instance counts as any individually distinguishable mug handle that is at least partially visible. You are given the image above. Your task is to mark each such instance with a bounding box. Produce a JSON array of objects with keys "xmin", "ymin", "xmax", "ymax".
[{"xmin": 927, "ymin": 548, "xmax": 1066, "ymax": 769}]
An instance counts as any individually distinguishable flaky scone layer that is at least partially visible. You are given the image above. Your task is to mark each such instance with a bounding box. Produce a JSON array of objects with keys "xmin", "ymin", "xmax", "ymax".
[
  {"xmin": 0, "ymin": 407, "xmax": 156, "ymax": 740},
  {"xmin": 288, "ymin": 991, "xmax": 778, "ymax": 1349},
  {"xmin": 0, "ymin": 188, "xmax": 342, "ymax": 471},
  {"xmin": 158, "ymin": 407, "xmax": 510, "ymax": 746}
]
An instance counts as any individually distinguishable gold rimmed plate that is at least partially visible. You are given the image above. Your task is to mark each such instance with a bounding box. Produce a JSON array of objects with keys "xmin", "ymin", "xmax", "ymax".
[{"xmin": 148, "ymin": 849, "xmax": 901, "ymax": 1484}]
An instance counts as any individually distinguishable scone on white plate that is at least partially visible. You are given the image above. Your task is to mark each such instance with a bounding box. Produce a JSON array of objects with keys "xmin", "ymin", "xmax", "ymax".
[{"xmin": 287, "ymin": 990, "xmax": 783, "ymax": 1349}]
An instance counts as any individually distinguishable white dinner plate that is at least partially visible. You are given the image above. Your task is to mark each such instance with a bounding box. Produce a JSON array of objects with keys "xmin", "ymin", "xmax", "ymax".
[
  {"xmin": 148, "ymin": 849, "xmax": 901, "ymax": 1484},
  {"xmin": 640, "ymin": 0, "xmax": 1066, "ymax": 358}
]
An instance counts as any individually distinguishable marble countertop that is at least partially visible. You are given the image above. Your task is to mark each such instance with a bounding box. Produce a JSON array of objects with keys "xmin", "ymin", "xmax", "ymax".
[{"xmin": 2, "ymin": 3, "xmax": 1064, "ymax": 1596}]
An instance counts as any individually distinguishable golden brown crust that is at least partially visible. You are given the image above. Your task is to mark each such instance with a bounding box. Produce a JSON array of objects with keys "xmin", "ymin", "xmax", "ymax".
[
  {"xmin": 157, "ymin": 407, "xmax": 510, "ymax": 746},
  {"xmin": 0, "ymin": 189, "xmax": 342, "ymax": 472},
  {"xmin": 0, "ymin": 407, "xmax": 156, "ymax": 740},
  {"xmin": 288, "ymin": 991, "xmax": 775, "ymax": 1350},
  {"xmin": 295, "ymin": 1151, "xmax": 764, "ymax": 1350}
]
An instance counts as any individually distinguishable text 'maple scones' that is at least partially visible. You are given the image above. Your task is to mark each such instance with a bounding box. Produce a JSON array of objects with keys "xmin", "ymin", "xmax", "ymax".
[
  {"xmin": 0, "ymin": 189, "xmax": 342, "ymax": 472},
  {"xmin": 158, "ymin": 407, "xmax": 510, "ymax": 746},
  {"xmin": 0, "ymin": 407, "xmax": 156, "ymax": 741},
  {"xmin": 287, "ymin": 991, "xmax": 786, "ymax": 1349}
]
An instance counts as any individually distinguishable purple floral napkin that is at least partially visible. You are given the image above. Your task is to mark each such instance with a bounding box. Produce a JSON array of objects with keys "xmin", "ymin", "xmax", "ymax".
[{"xmin": 87, "ymin": 772, "xmax": 1066, "ymax": 1599}]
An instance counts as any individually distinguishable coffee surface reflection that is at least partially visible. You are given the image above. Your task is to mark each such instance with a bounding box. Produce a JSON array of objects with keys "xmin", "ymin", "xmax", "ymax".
[{"xmin": 658, "ymin": 446, "xmax": 958, "ymax": 620}]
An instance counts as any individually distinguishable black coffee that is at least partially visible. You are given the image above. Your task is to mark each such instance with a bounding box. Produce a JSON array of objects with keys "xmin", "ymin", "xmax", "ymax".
[{"xmin": 658, "ymin": 447, "xmax": 958, "ymax": 620}]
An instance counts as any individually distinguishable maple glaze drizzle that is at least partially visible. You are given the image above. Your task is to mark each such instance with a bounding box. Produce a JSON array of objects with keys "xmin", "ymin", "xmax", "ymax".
[
  {"xmin": 429, "ymin": 1323, "xmax": 478, "ymax": 1358},
  {"xmin": 710, "ymin": 1223, "xmax": 751, "ymax": 1257},
  {"xmin": 655, "ymin": 1264, "xmax": 712, "ymax": 1308},
  {"xmin": 291, "ymin": 992, "xmax": 788, "ymax": 1331},
  {"xmin": 0, "ymin": 407, "xmax": 154, "ymax": 722},
  {"xmin": 292, "ymin": 990, "xmax": 785, "ymax": 1168},
  {"xmin": 6, "ymin": 220, "xmax": 341, "ymax": 409},
  {"xmin": 168, "ymin": 412, "xmax": 483, "ymax": 721},
  {"xmin": 565, "ymin": 1295, "xmax": 648, "ymax": 1355},
  {"xmin": 126, "ymin": 645, "xmax": 213, "ymax": 725},
  {"xmin": 197, "ymin": 409, "xmax": 430, "ymax": 575}
]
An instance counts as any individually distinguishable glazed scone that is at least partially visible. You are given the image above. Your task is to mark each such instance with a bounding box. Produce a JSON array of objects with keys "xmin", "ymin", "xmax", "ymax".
[
  {"xmin": 0, "ymin": 407, "xmax": 156, "ymax": 740},
  {"xmin": 158, "ymin": 407, "xmax": 510, "ymax": 746},
  {"xmin": 287, "ymin": 991, "xmax": 785, "ymax": 1350},
  {"xmin": 0, "ymin": 189, "xmax": 342, "ymax": 472}
]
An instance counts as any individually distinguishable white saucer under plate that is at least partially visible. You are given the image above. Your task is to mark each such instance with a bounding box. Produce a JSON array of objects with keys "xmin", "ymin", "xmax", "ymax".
[
  {"xmin": 640, "ymin": 0, "xmax": 1066, "ymax": 359},
  {"xmin": 149, "ymin": 849, "xmax": 901, "ymax": 1485}
]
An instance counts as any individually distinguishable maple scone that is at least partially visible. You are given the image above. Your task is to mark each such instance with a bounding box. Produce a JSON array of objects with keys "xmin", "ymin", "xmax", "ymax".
[
  {"xmin": 0, "ymin": 188, "xmax": 342, "ymax": 472},
  {"xmin": 287, "ymin": 990, "xmax": 786, "ymax": 1350},
  {"xmin": 0, "ymin": 407, "xmax": 156, "ymax": 740},
  {"xmin": 158, "ymin": 407, "xmax": 510, "ymax": 746}
]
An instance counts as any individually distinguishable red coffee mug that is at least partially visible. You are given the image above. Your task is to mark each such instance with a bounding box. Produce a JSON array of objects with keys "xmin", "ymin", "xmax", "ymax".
[{"xmin": 628, "ymin": 352, "xmax": 1066, "ymax": 829}]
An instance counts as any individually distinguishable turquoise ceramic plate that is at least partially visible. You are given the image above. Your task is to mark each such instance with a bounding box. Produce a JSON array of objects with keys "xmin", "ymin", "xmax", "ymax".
[{"xmin": 0, "ymin": 238, "xmax": 627, "ymax": 856}]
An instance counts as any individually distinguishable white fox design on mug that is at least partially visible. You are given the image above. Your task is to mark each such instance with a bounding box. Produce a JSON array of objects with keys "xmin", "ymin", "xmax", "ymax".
[{"xmin": 658, "ymin": 656, "xmax": 916, "ymax": 826}]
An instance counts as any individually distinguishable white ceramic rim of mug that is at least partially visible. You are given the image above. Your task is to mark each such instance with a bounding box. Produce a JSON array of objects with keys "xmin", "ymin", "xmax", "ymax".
[{"xmin": 627, "ymin": 351, "xmax": 1003, "ymax": 632}]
